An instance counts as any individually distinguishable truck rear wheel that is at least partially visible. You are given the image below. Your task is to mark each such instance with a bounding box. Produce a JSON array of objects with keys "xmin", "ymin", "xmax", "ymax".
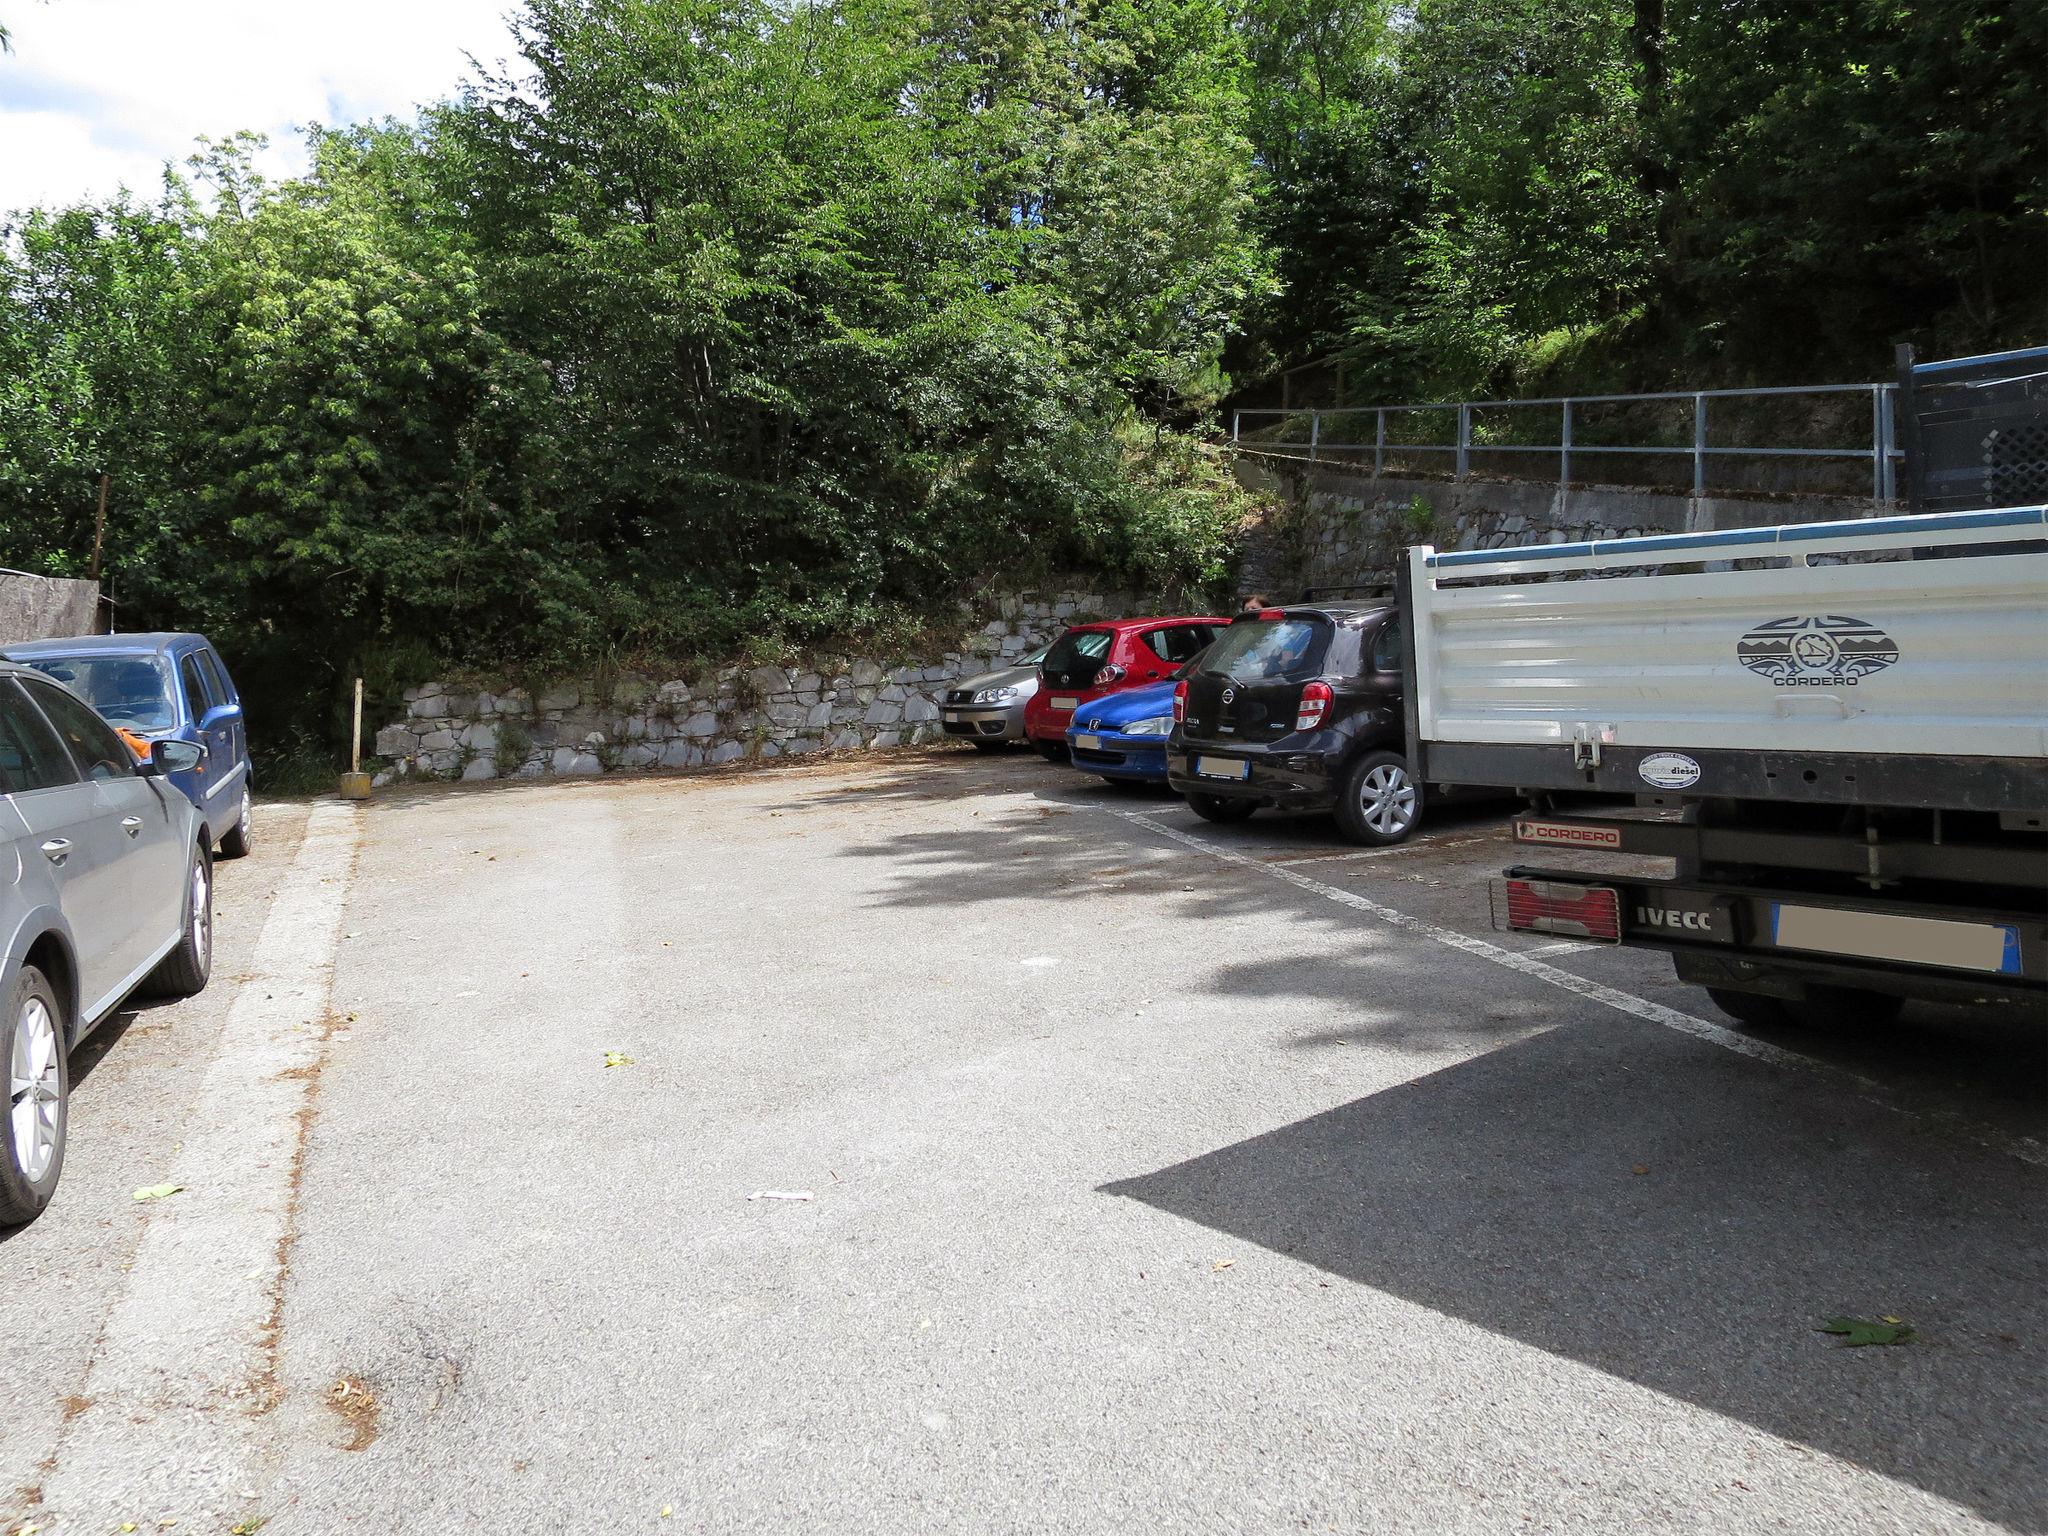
[
  {"xmin": 1705, "ymin": 987, "xmax": 1790, "ymax": 1028},
  {"xmin": 1798, "ymin": 986, "xmax": 1906, "ymax": 1030}
]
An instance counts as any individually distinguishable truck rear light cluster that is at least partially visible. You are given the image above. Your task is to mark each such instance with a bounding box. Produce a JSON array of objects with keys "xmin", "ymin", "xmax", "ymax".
[
  {"xmin": 1500, "ymin": 878, "xmax": 1622, "ymax": 942},
  {"xmin": 1172, "ymin": 680, "xmax": 1187, "ymax": 723},
  {"xmin": 1295, "ymin": 681, "xmax": 1332, "ymax": 731}
]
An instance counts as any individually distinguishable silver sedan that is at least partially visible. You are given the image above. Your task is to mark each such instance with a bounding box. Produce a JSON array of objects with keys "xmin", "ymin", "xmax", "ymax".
[
  {"xmin": 0, "ymin": 661, "xmax": 214, "ymax": 1227},
  {"xmin": 937, "ymin": 643, "xmax": 1050, "ymax": 750}
]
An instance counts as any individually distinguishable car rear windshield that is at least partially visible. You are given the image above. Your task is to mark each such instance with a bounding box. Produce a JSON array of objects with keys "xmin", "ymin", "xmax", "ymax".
[
  {"xmin": 25, "ymin": 654, "xmax": 177, "ymax": 732},
  {"xmin": 1196, "ymin": 616, "xmax": 1332, "ymax": 685},
  {"xmin": 1042, "ymin": 629, "xmax": 1114, "ymax": 686}
]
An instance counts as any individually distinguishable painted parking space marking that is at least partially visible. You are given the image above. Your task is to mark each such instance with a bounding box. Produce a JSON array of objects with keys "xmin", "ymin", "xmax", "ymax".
[
  {"xmin": 1099, "ymin": 806, "xmax": 2048, "ymax": 1171},
  {"xmin": 37, "ymin": 801, "xmax": 361, "ymax": 1527},
  {"xmin": 1260, "ymin": 832, "xmax": 1502, "ymax": 867}
]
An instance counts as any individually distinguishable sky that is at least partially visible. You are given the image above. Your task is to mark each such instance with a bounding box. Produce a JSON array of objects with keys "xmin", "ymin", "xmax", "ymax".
[{"xmin": 0, "ymin": 0, "xmax": 523, "ymax": 214}]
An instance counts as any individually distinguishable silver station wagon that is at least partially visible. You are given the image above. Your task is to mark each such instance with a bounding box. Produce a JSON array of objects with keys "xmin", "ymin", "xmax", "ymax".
[{"xmin": 0, "ymin": 661, "xmax": 214, "ymax": 1227}]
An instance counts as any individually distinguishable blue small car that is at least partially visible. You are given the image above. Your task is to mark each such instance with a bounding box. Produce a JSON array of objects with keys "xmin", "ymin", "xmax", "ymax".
[
  {"xmin": 3, "ymin": 633, "xmax": 254, "ymax": 858},
  {"xmin": 1065, "ymin": 678, "xmax": 1181, "ymax": 785}
]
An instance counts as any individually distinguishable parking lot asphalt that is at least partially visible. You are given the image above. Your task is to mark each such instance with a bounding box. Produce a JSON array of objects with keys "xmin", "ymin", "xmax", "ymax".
[{"xmin": 4, "ymin": 747, "xmax": 2043, "ymax": 1535}]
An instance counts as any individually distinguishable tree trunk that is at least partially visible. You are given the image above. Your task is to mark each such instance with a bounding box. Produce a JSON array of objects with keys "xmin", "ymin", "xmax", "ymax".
[{"xmin": 1630, "ymin": 0, "xmax": 1679, "ymax": 261}]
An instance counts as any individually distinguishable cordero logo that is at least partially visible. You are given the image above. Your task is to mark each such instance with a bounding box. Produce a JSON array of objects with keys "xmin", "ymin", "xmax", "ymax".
[{"xmin": 1737, "ymin": 615, "xmax": 1900, "ymax": 688}]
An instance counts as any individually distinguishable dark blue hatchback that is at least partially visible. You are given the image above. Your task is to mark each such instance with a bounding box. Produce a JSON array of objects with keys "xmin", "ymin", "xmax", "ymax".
[{"xmin": 3, "ymin": 633, "xmax": 254, "ymax": 858}]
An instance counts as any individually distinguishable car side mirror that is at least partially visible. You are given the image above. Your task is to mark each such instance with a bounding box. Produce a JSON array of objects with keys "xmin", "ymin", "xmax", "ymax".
[
  {"xmin": 147, "ymin": 739, "xmax": 206, "ymax": 775},
  {"xmin": 202, "ymin": 702, "xmax": 242, "ymax": 728}
]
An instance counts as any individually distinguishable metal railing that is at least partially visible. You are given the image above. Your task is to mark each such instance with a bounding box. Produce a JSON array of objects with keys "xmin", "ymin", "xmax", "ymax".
[{"xmin": 1231, "ymin": 382, "xmax": 1903, "ymax": 502}]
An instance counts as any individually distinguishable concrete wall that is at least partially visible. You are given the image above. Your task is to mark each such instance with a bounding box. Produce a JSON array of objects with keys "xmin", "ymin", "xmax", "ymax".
[
  {"xmin": 0, "ymin": 572, "xmax": 100, "ymax": 645},
  {"xmin": 1233, "ymin": 456, "xmax": 1885, "ymax": 600}
]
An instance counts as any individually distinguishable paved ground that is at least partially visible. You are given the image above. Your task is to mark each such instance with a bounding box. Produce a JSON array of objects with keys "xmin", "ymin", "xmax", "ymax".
[{"xmin": 3, "ymin": 748, "xmax": 2043, "ymax": 1535}]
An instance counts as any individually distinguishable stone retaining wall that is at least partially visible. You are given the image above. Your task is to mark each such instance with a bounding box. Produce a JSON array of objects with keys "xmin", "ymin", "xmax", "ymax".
[{"xmin": 370, "ymin": 587, "xmax": 1140, "ymax": 785}]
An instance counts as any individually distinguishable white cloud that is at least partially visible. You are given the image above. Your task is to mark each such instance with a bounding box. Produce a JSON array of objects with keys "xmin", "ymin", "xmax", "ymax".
[{"xmin": 0, "ymin": 0, "xmax": 524, "ymax": 213}]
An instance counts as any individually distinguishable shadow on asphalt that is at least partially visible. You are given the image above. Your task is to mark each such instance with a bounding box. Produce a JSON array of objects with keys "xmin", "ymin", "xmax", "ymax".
[
  {"xmin": 1102, "ymin": 1021, "xmax": 2048, "ymax": 1531},
  {"xmin": 816, "ymin": 752, "xmax": 2045, "ymax": 1125}
]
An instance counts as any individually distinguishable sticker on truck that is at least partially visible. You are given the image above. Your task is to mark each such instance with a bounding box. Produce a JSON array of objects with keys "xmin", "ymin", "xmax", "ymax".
[
  {"xmin": 1514, "ymin": 818, "xmax": 1623, "ymax": 849},
  {"xmin": 1637, "ymin": 752, "xmax": 1702, "ymax": 790},
  {"xmin": 1737, "ymin": 615, "xmax": 1900, "ymax": 687}
]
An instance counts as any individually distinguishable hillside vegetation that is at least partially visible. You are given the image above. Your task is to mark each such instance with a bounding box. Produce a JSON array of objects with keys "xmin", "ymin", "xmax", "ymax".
[{"xmin": 1, "ymin": 0, "xmax": 2040, "ymax": 764}]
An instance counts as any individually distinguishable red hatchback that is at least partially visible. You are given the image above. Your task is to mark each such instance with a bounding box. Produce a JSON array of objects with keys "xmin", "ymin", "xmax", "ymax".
[{"xmin": 1024, "ymin": 616, "xmax": 1227, "ymax": 755}]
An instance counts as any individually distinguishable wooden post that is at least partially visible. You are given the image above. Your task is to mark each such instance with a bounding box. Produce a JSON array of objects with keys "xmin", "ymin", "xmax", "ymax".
[
  {"xmin": 352, "ymin": 678, "xmax": 364, "ymax": 775},
  {"xmin": 87, "ymin": 473, "xmax": 109, "ymax": 582}
]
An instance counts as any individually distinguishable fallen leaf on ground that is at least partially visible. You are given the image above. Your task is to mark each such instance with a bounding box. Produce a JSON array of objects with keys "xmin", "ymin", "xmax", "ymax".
[
  {"xmin": 132, "ymin": 1184, "xmax": 184, "ymax": 1202},
  {"xmin": 603, "ymin": 1052, "xmax": 635, "ymax": 1068},
  {"xmin": 1212, "ymin": 1258, "xmax": 1236, "ymax": 1273},
  {"xmin": 747, "ymin": 1190, "xmax": 814, "ymax": 1202},
  {"xmin": 1819, "ymin": 1316, "xmax": 1915, "ymax": 1347},
  {"xmin": 661, "ymin": 1508, "xmax": 673, "ymax": 1519},
  {"xmin": 1631, "ymin": 1165, "xmax": 1649, "ymax": 1176}
]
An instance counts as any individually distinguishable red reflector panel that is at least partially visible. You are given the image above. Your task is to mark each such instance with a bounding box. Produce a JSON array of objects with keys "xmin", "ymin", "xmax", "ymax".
[{"xmin": 1500, "ymin": 878, "xmax": 1621, "ymax": 942}]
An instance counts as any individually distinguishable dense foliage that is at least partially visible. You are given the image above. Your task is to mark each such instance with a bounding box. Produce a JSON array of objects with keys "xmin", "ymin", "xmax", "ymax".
[
  {"xmin": 0, "ymin": 0, "xmax": 2041, "ymax": 763},
  {"xmin": 1244, "ymin": 0, "xmax": 2047, "ymax": 395}
]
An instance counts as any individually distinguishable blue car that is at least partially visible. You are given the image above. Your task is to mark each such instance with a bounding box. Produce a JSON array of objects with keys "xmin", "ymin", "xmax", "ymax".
[
  {"xmin": 4, "ymin": 633, "xmax": 254, "ymax": 859},
  {"xmin": 1065, "ymin": 678, "xmax": 1180, "ymax": 785}
]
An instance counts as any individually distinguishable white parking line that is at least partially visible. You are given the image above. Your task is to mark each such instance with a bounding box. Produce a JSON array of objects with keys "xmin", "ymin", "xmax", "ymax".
[
  {"xmin": 40, "ymin": 801, "xmax": 361, "ymax": 1526},
  {"xmin": 1261, "ymin": 832, "xmax": 1501, "ymax": 866},
  {"xmin": 1101, "ymin": 806, "xmax": 2048, "ymax": 1170}
]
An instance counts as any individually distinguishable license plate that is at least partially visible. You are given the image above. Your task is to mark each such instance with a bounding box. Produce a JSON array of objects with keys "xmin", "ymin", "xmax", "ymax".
[
  {"xmin": 1075, "ymin": 734, "xmax": 1102, "ymax": 751},
  {"xmin": 1050, "ymin": 696, "xmax": 1079, "ymax": 711},
  {"xmin": 1196, "ymin": 756, "xmax": 1249, "ymax": 781},
  {"xmin": 1769, "ymin": 903, "xmax": 2022, "ymax": 975},
  {"xmin": 943, "ymin": 712, "xmax": 961, "ymax": 723}
]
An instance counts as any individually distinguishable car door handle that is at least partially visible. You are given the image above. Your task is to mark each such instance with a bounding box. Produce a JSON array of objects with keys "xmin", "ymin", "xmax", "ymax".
[
  {"xmin": 41, "ymin": 838, "xmax": 72, "ymax": 865},
  {"xmin": 122, "ymin": 816, "xmax": 144, "ymax": 837}
]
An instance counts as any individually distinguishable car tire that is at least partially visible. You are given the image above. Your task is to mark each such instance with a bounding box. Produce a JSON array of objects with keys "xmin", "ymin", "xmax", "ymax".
[
  {"xmin": 218, "ymin": 790, "xmax": 253, "ymax": 858},
  {"xmin": 1, "ymin": 966, "xmax": 68, "ymax": 1228},
  {"xmin": 1035, "ymin": 741, "xmax": 1067, "ymax": 763},
  {"xmin": 1705, "ymin": 987, "xmax": 1790, "ymax": 1027},
  {"xmin": 1185, "ymin": 792, "xmax": 1256, "ymax": 824},
  {"xmin": 1334, "ymin": 750, "xmax": 1423, "ymax": 846},
  {"xmin": 143, "ymin": 845, "xmax": 213, "ymax": 1000}
]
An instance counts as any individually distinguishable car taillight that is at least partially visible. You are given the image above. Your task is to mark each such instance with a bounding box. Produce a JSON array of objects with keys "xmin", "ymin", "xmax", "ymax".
[
  {"xmin": 1294, "ymin": 680, "xmax": 1332, "ymax": 731},
  {"xmin": 1172, "ymin": 680, "xmax": 1187, "ymax": 723},
  {"xmin": 1259, "ymin": 609, "xmax": 1286, "ymax": 621},
  {"xmin": 1498, "ymin": 878, "xmax": 1622, "ymax": 942},
  {"xmin": 1094, "ymin": 663, "xmax": 1126, "ymax": 686}
]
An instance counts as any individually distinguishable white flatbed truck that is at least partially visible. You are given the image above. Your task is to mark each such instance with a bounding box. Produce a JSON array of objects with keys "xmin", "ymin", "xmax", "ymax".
[{"xmin": 1400, "ymin": 346, "xmax": 2047, "ymax": 1025}]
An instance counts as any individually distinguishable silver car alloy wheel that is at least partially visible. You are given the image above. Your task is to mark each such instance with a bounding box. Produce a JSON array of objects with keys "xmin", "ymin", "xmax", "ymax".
[
  {"xmin": 11, "ymin": 995, "xmax": 60, "ymax": 1184},
  {"xmin": 1360, "ymin": 762, "xmax": 1418, "ymax": 837},
  {"xmin": 191, "ymin": 860, "xmax": 211, "ymax": 966},
  {"xmin": 238, "ymin": 795, "xmax": 252, "ymax": 845}
]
